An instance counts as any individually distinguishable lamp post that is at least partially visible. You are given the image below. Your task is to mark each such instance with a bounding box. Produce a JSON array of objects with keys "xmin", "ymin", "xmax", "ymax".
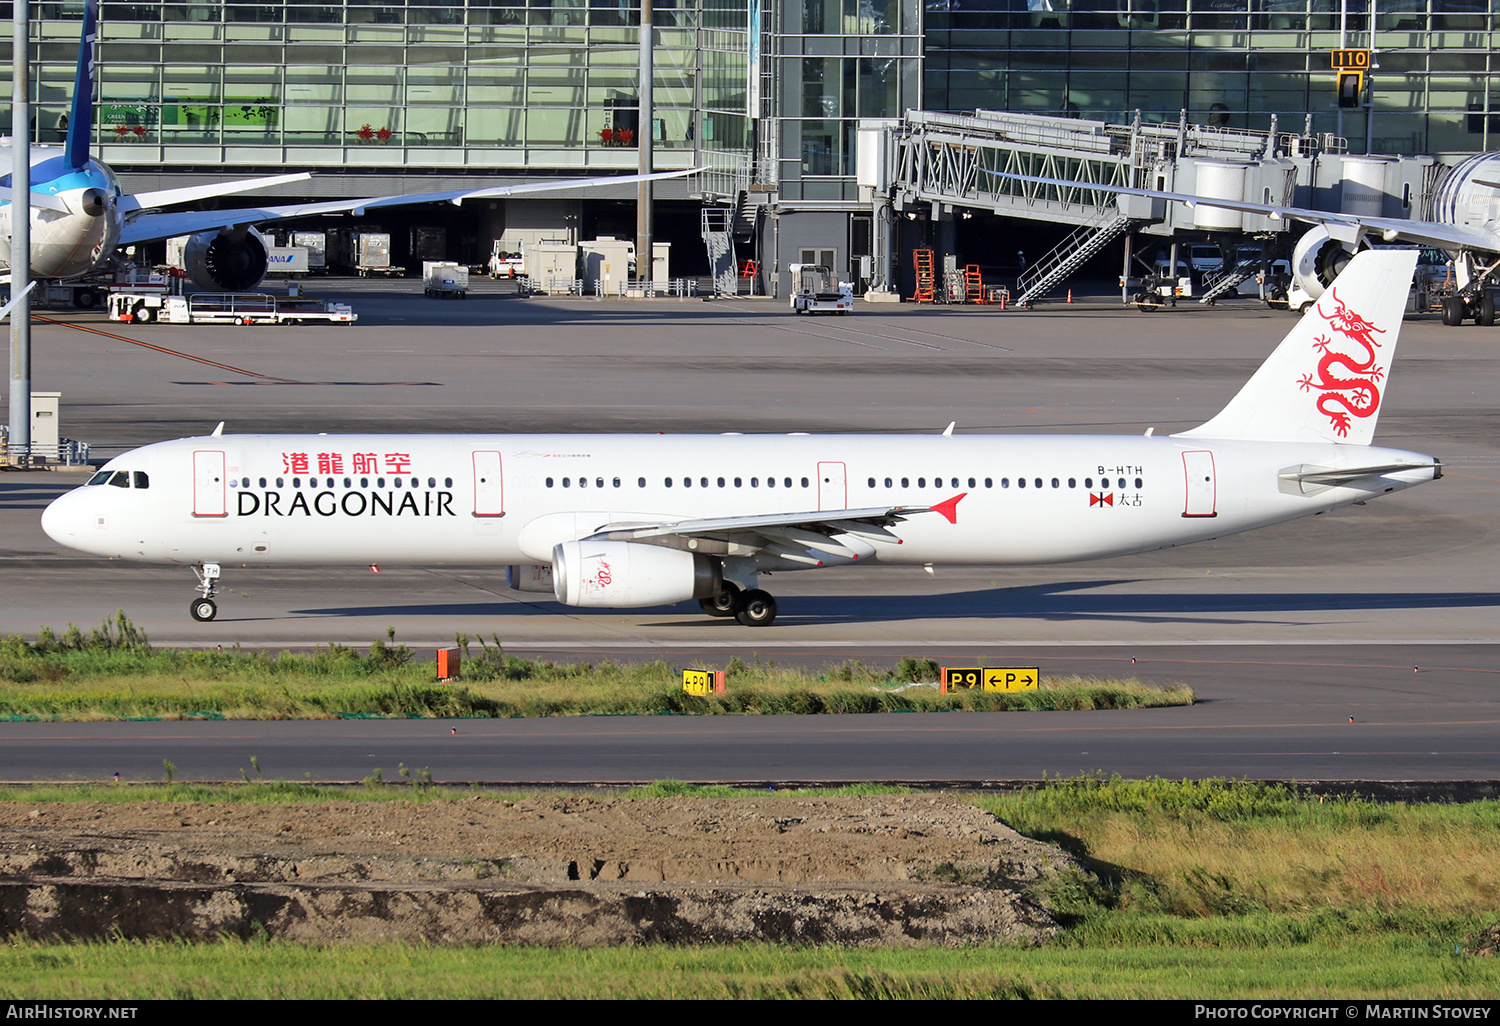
[
  {"xmin": 9, "ymin": 0, "xmax": 31, "ymax": 466},
  {"xmin": 636, "ymin": 0, "xmax": 653, "ymax": 283}
]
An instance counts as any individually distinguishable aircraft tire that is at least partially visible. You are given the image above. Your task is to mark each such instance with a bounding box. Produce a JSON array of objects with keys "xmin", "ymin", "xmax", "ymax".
[
  {"xmin": 734, "ymin": 589, "xmax": 777, "ymax": 627},
  {"xmin": 1442, "ymin": 297, "xmax": 1464, "ymax": 326},
  {"xmin": 698, "ymin": 580, "xmax": 741, "ymax": 618},
  {"xmin": 1482, "ymin": 292, "xmax": 1496, "ymax": 327},
  {"xmin": 189, "ymin": 598, "xmax": 217, "ymax": 622}
]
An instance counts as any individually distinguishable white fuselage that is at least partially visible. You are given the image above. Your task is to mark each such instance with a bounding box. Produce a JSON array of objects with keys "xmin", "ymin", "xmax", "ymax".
[
  {"xmin": 41, "ymin": 432, "xmax": 1438, "ymax": 571},
  {"xmin": 0, "ymin": 142, "xmax": 120, "ymax": 279}
]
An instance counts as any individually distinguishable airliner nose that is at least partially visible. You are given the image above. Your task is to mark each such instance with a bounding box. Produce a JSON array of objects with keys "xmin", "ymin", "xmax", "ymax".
[{"xmin": 41, "ymin": 489, "xmax": 82, "ymax": 547}]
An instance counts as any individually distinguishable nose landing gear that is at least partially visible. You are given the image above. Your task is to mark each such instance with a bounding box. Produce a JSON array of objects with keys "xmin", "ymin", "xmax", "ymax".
[{"xmin": 189, "ymin": 562, "xmax": 221, "ymax": 621}]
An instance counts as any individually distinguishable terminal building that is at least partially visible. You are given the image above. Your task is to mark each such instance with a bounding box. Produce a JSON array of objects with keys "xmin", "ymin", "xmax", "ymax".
[{"xmin": 3, "ymin": 1, "xmax": 1496, "ymax": 292}]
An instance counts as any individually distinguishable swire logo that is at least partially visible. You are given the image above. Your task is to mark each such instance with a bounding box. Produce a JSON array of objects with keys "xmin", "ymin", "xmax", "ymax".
[{"xmin": 1089, "ymin": 492, "xmax": 1114, "ymax": 507}]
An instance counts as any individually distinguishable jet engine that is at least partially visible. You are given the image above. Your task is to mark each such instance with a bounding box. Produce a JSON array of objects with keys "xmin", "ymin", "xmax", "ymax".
[
  {"xmin": 551, "ymin": 540, "xmax": 721, "ymax": 608},
  {"xmin": 184, "ymin": 225, "xmax": 269, "ymax": 291},
  {"xmin": 505, "ymin": 564, "xmax": 554, "ymax": 593},
  {"xmin": 1290, "ymin": 225, "xmax": 1371, "ymax": 306}
]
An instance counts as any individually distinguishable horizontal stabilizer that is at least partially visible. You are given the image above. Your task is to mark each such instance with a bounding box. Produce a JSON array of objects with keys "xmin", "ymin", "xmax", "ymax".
[
  {"xmin": 1278, "ymin": 461, "xmax": 1441, "ymax": 495},
  {"xmin": 0, "ymin": 187, "xmax": 70, "ymax": 213}
]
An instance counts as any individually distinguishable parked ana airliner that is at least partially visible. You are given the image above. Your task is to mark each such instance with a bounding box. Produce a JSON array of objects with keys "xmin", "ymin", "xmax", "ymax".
[
  {"xmin": 41, "ymin": 250, "xmax": 1438, "ymax": 627},
  {"xmin": 2, "ymin": 0, "xmax": 692, "ymax": 293}
]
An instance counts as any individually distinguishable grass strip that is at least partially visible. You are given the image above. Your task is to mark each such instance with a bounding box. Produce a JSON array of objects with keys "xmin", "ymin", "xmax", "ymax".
[
  {"xmin": 0, "ymin": 614, "xmax": 1191, "ymax": 720},
  {"xmin": 0, "ymin": 928, "xmax": 1494, "ymax": 999}
]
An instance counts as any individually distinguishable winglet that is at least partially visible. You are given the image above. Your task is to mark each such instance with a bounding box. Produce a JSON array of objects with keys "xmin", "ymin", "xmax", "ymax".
[
  {"xmin": 929, "ymin": 492, "xmax": 967, "ymax": 525},
  {"xmin": 64, "ymin": 0, "xmax": 98, "ymax": 170},
  {"xmin": 211, "ymin": 422, "xmax": 224, "ymax": 437}
]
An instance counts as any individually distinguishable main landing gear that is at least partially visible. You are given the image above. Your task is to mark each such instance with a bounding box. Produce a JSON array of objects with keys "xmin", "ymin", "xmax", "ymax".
[
  {"xmin": 1440, "ymin": 291, "xmax": 1497, "ymax": 327},
  {"xmin": 698, "ymin": 580, "xmax": 779, "ymax": 627},
  {"xmin": 189, "ymin": 562, "xmax": 221, "ymax": 621}
]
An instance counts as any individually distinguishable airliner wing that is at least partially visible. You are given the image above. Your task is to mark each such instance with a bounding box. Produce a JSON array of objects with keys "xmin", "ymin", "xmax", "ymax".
[
  {"xmin": 984, "ymin": 170, "xmax": 1500, "ymax": 253},
  {"xmin": 587, "ymin": 504, "xmax": 939, "ymax": 560},
  {"xmin": 0, "ymin": 281, "xmax": 36, "ymax": 320},
  {"xmin": 115, "ymin": 172, "xmax": 312, "ymax": 215},
  {"xmin": 117, "ymin": 168, "xmax": 702, "ymax": 247}
]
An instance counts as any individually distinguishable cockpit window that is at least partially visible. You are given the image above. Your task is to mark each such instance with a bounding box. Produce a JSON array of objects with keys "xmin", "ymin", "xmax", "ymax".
[
  {"xmin": 87, "ymin": 470, "xmax": 111, "ymax": 485},
  {"xmin": 132, "ymin": 471, "xmax": 149, "ymax": 489},
  {"xmin": 107, "ymin": 471, "xmax": 129, "ymax": 488}
]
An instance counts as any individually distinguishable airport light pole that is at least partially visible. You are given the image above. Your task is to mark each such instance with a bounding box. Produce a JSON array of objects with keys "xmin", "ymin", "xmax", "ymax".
[
  {"xmin": 636, "ymin": 0, "xmax": 653, "ymax": 283},
  {"xmin": 9, "ymin": 0, "xmax": 31, "ymax": 467}
]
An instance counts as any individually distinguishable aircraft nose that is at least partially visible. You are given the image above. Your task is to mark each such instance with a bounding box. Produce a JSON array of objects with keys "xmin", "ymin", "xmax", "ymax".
[{"xmin": 41, "ymin": 489, "xmax": 87, "ymax": 547}]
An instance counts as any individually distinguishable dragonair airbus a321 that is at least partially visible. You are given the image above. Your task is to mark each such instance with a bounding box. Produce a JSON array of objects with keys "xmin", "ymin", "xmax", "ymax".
[{"xmin": 41, "ymin": 250, "xmax": 1438, "ymax": 627}]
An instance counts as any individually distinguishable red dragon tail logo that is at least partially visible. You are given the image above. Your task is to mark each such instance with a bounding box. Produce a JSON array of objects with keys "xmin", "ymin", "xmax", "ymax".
[{"xmin": 1298, "ymin": 286, "xmax": 1387, "ymax": 437}]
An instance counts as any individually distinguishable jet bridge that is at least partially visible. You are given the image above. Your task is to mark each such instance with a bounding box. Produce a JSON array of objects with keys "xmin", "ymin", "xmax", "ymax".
[{"xmin": 870, "ymin": 110, "xmax": 1334, "ymax": 304}]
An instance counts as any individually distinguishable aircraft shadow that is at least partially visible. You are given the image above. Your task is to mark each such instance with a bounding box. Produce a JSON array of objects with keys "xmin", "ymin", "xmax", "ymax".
[{"xmin": 286, "ymin": 580, "xmax": 1500, "ymax": 626}]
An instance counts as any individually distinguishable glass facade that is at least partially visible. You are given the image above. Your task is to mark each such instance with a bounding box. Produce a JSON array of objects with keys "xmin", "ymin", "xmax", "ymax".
[
  {"xmin": 1, "ymin": 0, "xmax": 1495, "ymax": 184},
  {"xmin": 775, "ymin": 0, "xmax": 924, "ymax": 199},
  {"xmin": 924, "ymin": 0, "xmax": 1500, "ymax": 154},
  {"xmin": 3, "ymin": 0, "xmax": 753, "ymax": 170}
]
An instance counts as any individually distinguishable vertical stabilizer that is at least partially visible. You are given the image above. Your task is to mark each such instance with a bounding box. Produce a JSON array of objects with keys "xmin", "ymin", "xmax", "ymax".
[
  {"xmin": 63, "ymin": 0, "xmax": 98, "ymax": 170},
  {"xmin": 1175, "ymin": 248, "xmax": 1418, "ymax": 445}
]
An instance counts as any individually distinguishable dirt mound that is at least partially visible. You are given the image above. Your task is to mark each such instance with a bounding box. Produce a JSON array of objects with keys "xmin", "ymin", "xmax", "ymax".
[{"xmin": 0, "ymin": 795, "xmax": 1083, "ymax": 946}]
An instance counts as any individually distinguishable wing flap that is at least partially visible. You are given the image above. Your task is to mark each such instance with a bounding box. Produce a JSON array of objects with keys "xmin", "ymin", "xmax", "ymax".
[{"xmin": 588, "ymin": 504, "xmax": 931, "ymax": 544}]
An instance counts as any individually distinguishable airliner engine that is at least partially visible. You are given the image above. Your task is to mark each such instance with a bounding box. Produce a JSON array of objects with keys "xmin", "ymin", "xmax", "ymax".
[
  {"xmin": 184, "ymin": 225, "xmax": 269, "ymax": 291},
  {"xmin": 1291, "ymin": 225, "xmax": 1370, "ymax": 304},
  {"xmin": 551, "ymin": 540, "xmax": 722, "ymax": 608}
]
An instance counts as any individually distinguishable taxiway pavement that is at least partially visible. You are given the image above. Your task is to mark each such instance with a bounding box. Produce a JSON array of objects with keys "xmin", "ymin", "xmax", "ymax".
[{"xmin": 2, "ymin": 282, "xmax": 1496, "ymax": 780}]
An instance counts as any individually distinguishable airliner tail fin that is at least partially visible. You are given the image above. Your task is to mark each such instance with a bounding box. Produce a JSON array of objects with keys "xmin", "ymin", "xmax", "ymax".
[
  {"xmin": 63, "ymin": 0, "xmax": 97, "ymax": 170},
  {"xmin": 1175, "ymin": 248, "xmax": 1418, "ymax": 446}
]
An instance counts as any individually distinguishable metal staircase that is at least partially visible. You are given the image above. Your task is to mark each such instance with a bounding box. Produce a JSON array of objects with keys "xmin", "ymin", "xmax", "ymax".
[
  {"xmin": 1014, "ymin": 209, "xmax": 1139, "ymax": 307},
  {"xmin": 912, "ymin": 249, "xmax": 936, "ymax": 302},
  {"xmin": 701, "ymin": 207, "xmax": 738, "ymax": 296},
  {"xmin": 1197, "ymin": 256, "xmax": 1261, "ymax": 304},
  {"xmin": 732, "ymin": 190, "xmax": 760, "ymax": 242}
]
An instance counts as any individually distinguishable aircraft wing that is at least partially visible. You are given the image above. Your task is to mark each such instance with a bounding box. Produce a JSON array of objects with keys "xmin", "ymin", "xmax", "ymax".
[
  {"xmin": 115, "ymin": 172, "xmax": 312, "ymax": 216},
  {"xmin": 0, "ymin": 281, "xmax": 36, "ymax": 320},
  {"xmin": 984, "ymin": 169, "xmax": 1500, "ymax": 254},
  {"xmin": 117, "ymin": 168, "xmax": 702, "ymax": 247},
  {"xmin": 583, "ymin": 503, "xmax": 946, "ymax": 564}
]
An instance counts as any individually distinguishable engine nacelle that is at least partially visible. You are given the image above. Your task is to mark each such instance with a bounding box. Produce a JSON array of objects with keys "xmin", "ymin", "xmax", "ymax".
[
  {"xmin": 505, "ymin": 564, "xmax": 554, "ymax": 593},
  {"xmin": 552, "ymin": 540, "xmax": 721, "ymax": 608},
  {"xmin": 184, "ymin": 225, "xmax": 269, "ymax": 291},
  {"xmin": 1291, "ymin": 225, "xmax": 1369, "ymax": 304}
]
